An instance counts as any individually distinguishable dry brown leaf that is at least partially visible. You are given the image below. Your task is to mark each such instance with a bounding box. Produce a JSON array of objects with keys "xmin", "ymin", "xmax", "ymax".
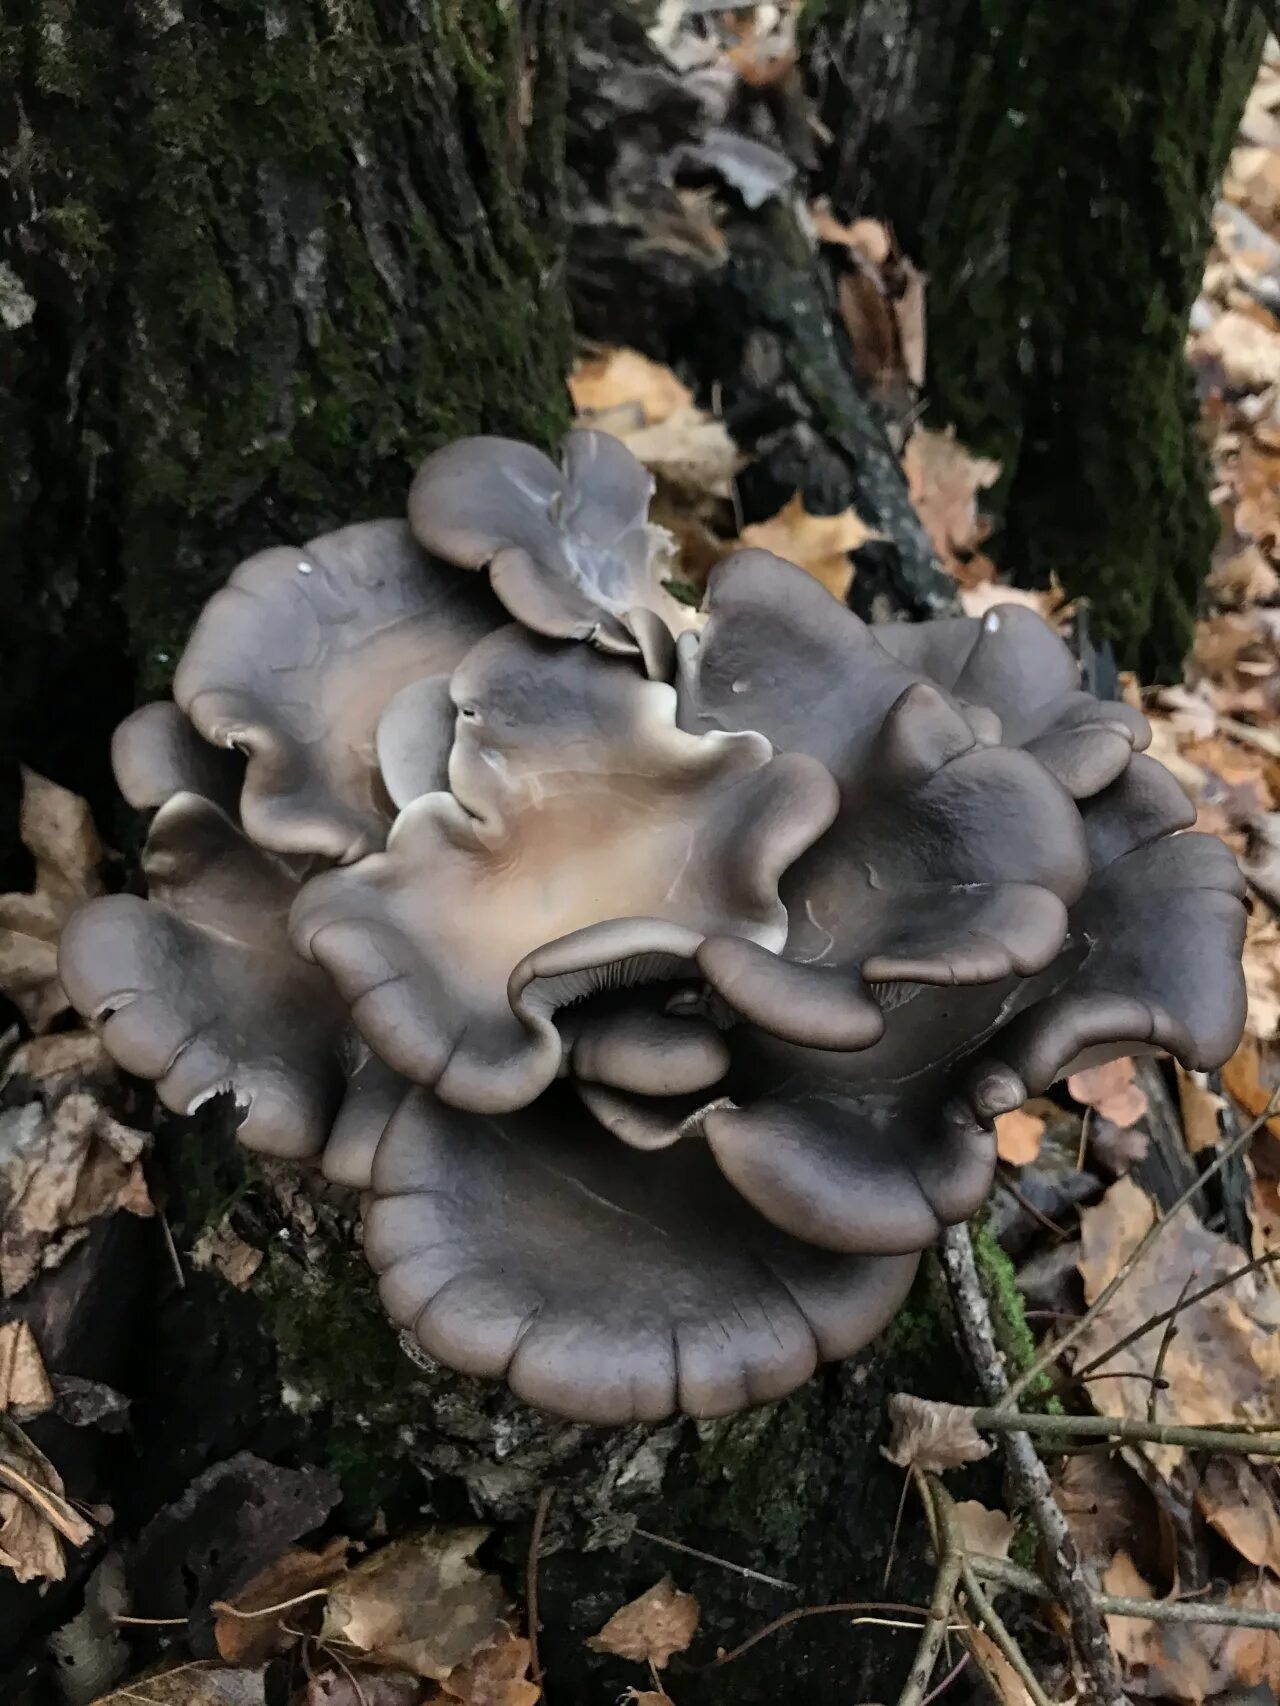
[
  {"xmin": 214, "ymin": 1536, "xmax": 350, "ymax": 1666},
  {"xmin": 808, "ymin": 200, "xmax": 891, "ymax": 265},
  {"xmin": 964, "ymin": 1625, "xmax": 1034, "ymax": 1706},
  {"xmin": 1053, "ymin": 1454, "xmax": 1153, "ymax": 1574},
  {"xmin": 0, "ymin": 769, "xmax": 103, "ymax": 1033},
  {"xmin": 1199, "ymin": 308, "xmax": 1280, "ymax": 390},
  {"xmin": 0, "ymin": 1088, "xmax": 155, "ymax": 1297},
  {"xmin": 838, "ymin": 270, "xmax": 901, "ymax": 400},
  {"xmin": 958, "ymin": 580, "xmax": 1071, "ymax": 627},
  {"xmin": 0, "ymin": 1321, "xmax": 53, "ymax": 1414},
  {"xmin": 1075, "ymin": 1175, "xmax": 1280, "ymax": 1476},
  {"xmin": 586, "ymin": 1577, "xmax": 699, "ymax": 1670},
  {"xmin": 1088, "ymin": 1116, "xmax": 1151, "ymax": 1179},
  {"xmin": 1198, "ymin": 1456, "xmax": 1280, "ymax": 1572},
  {"xmin": 441, "ymin": 1624, "xmax": 540, "ymax": 1706},
  {"xmin": 952, "ymin": 1498, "xmax": 1016, "ymax": 1561},
  {"xmin": 1208, "ymin": 543, "xmax": 1280, "ymax": 607},
  {"xmin": 995, "ymin": 1107, "xmax": 1045, "ymax": 1166},
  {"xmin": 893, "ymin": 257, "xmax": 927, "ymax": 390},
  {"xmin": 192, "ymin": 1217, "xmax": 264, "ymax": 1291},
  {"xmin": 903, "ymin": 427, "xmax": 1001, "ymax": 581},
  {"xmin": 320, "ymin": 1529, "xmax": 506, "ymax": 1681},
  {"xmin": 90, "ymin": 1665, "xmax": 269, "ymax": 1705},
  {"xmin": 738, "ymin": 491, "xmax": 879, "ymax": 601},
  {"xmin": 609, "ymin": 406, "xmax": 741, "ymax": 498},
  {"xmin": 1102, "ymin": 1551, "xmax": 1163, "ymax": 1674},
  {"xmin": 1066, "ymin": 1058, "xmax": 1149, "ymax": 1129},
  {"xmin": 882, "ymin": 1393, "xmax": 992, "ymax": 1473},
  {"xmin": 3, "ymin": 1030, "xmax": 113, "ymax": 1087},
  {"xmin": 621, "ymin": 1694, "xmax": 674, "ymax": 1706},
  {"xmin": 1176, "ymin": 1067, "xmax": 1226, "ymax": 1154},
  {"xmin": 569, "ymin": 348, "xmax": 691, "ymax": 425},
  {"xmin": 1221, "ymin": 1034, "xmax": 1280, "ymax": 1132},
  {"xmin": 0, "ymin": 1418, "xmax": 93, "ymax": 1584}
]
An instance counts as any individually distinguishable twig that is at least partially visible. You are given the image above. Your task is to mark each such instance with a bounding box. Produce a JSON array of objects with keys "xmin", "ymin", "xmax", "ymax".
[
  {"xmin": 919, "ymin": 1651, "xmax": 969, "ymax": 1706},
  {"xmin": 632, "ymin": 1526, "xmax": 797, "ymax": 1592},
  {"xmin": 928, "ymin": 1477, "xmax": 1055, "ymax": 1706},
  {"xmin": 1002, "ymin": 1092, "xmax": 1280, "ymax": 1409},
  {"xmin": 527, "ymin": 1487, "xmax": 553, "ymax": 1696},
  {"xmin": 972, "ymin": 1553, "xmax": 1280, "ymax": 1631},
  {"xmin": 1147, "ymin": 1271, "xmax": 1194, "ymax": 1424},
  {"xmin": 995, "ymin": 1172, "xmax": 1072, "ymax": 1239},
  {"xmin": 1066, "ymin": 1249, "xmax": 1280, "ymax": 1392},
  {"xmin": 938, "ymin": 1224, "xmax": 1126, "ymax": 1706},
  {"xmin": 209, "ymin": 1587, "xmax": 331, "ymax": 1619},
  {"xmin": 972, "ymin": 1407, "xmax": 1280, "ymax": 1455},
  {"xmin": 696, "ymin": 1600, "xmax": 956, "ymax": 1671},
  {"xmin": 897, "ymin": 1495, "xmax": 964, "ymax": 1706}
]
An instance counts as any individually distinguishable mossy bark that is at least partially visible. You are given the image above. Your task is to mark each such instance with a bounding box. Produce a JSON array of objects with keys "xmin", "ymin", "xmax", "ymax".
[
  {"xmin": 808, "ymin": 0, "xmax": 1264, "ymax": 677},
  {"xmin": 0, "ymin": 0, "xmax": 571, "ymax": 867}
]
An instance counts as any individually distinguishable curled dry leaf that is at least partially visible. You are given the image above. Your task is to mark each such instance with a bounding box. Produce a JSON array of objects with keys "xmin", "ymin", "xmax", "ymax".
[
  {"xmin": 952, "ymin": 1498, "xmax": 1017, "ymax": 1561},
  {"xmin": 1065, "ymin": 1057, "xmax": 1149, "ymax": 1129},
  {"xmin": 1175, "ymin": 1066, "xmax": 1226, "ymax": 1153},
  {"xmin": 191, "ymin": 1217, "xmax": 264, "ymax": 1291},
  {"xmin": 737, "ymin": 491, "xmax": 880, "ymax": 601},
  {"xmin": 882, "ymin": 1393, "xmax": 992, "ymax": 1473},
  {"xmin": 903, "ymin": 426, "xmax": 1001, "ymax": 583},
  {"xmin": 995, "ymin": 1106, "xmax": 1046, "ymax": 1166},
  {"xmin": 89, "ymin": 1666, "xmax": 269, "ymax": 1705},
  {"xmin": 213, "ymin": 1535, "xmax": 351, "ymax": 1666},
  {"xmin": 440, "ymin": 1624, "xmax": 540, "ymax": 1706},
  {"xmin": 0, "ymin": 769, "xmax": 104, "ymax": 1033},
  {"xmin": 965, "ymin": 1625, "xmax": 1035, "ymax": 1706},
  {"xmin": 586, "ymin": 1576, "xmax": 700, "ymax": 1670},
  {"xmin": 1198, "ymin": 1456, "xmax": 1280, "ymax": 1574},
  {"xmin": 0, "ymin": 1088, "xmax": 154, "ymax": 1297},
  {"xmin": 319, "ymin": 1529, "xmax": 506, "ymax": 1682},
  {"xmin": 0, "ymin": 1417, "xmax": 93, "ymax": 1584},
  {"xmin": 569, "ymin": 347, "xmax": 692, "ymax": 424},
  {"xmin": 0, "ymin": 1320, "xmax": 54, "ymax": 1414},
  {"xmin": 1102, "ymin": 1551, "xmax": 1163, "ymax": 1675}
]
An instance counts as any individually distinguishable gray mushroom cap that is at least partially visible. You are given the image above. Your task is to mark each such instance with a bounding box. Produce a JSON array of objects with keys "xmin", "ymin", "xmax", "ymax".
[
  {"xmin": 291, "ymin": 625, "xmax": 837, "ymax": 1112},
  {"xmin": 408, "ymin": 430, "xmax": 695, "ymax": 674},
  {"xmin": 57, "ymin": 795, "xmax": 345, "ymax": 1157},
  {"xmin": 173, "ymin": 520, "xmax": 499, "ymax": 863},
  {"xmin": 364, "ymin": 1085, "xmax": 920, "ymax": 1424},
  {"xmin": 111, "ymin": 702, "xmax": 243, "ymax": 816}
]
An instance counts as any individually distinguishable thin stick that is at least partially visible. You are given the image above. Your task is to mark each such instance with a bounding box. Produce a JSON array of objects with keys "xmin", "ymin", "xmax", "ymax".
[
  {"xmin": 112, "ymin": 1615, "xmax": 189, "ymax": 1628},
  {"xmin": 971, "ymin": 1553, "xmax": 1280, "ymax": 1630},
  {"xmin": 698, "ymin": 1600, "xmax": 951, "ymax": 1671},
  {"xmin": 972, "ymin": 1407, "xmax": 1280, "ymax": 1455},
  {"xmin": 928, "ymin": 1477, "xmax": 1054, "ymax": 1706},
  {"xmin": 632, "ymin": 1526, "xmax": 796, "ymax": 1592},
  {"xmin": 938, "ymin": 1225, "xmax": 1125, "ymax": 1706},
  {"xmin": 919, "ymin": 1651, "xmax": 969, "ymax": 1706},
  {"xmin": 1002, "ymin": 1092, "xmax": 1280, "ymax": 1409},
  {"xmin": 527, "ymin": 1487, "xmax": 553, "ymax": 1696},
  {"xmin": 209, "ymin": 1587, "xmax": 332, "ymax": 1619},
  {"xmin": 1067, "ymin": 1250, "xmax": 1280, "ymax": 1391},
  {"xmin": 1147, "ymin": 1271, "xmax": 1194, "ymax": 1424},
  {"xmin": 896, "ymin": 1530, "xmax": 963, "ymax": 1706},
  {"xmin": 882, "ymin": 1468, "xmax": 912, "ymax": 1590}
]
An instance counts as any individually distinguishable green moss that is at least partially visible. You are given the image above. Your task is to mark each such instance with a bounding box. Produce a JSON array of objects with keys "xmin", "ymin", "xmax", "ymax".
[{"xmin": 971, "ymin": 1216, "xmax": 1059, "ymax": 1412}]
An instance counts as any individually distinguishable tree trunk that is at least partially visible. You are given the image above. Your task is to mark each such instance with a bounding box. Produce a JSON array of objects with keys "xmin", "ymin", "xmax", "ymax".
[
  {"xmin": 0, "ymin": 0, "xmax": 572, "ymax": 875},
  {"xmin": 808, "ymin": 0, "xmax": 1265, "ymax": 678}
]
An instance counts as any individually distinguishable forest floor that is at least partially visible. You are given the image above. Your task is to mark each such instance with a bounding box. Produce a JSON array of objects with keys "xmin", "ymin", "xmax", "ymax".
[{"xmin": 5, "ymin": 13, "xmax": 1280, "ymax": 1706}]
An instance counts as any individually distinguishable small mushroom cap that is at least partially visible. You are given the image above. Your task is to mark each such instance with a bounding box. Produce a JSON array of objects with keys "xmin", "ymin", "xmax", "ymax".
[
  {"xmin": 682, "ymin": 555, "xmax": 1088, "ymax": 1003},
  {"xmin": 174, "ymin": 520, "xmax": 499, "ymax": 862},
  {"xmin": 111, "ymin": 702, "xmax": 243, "ymax": 815},
  {"xmin": 701, "ymin": 1060, "xmax": 1018, "ymax": 1256},
  {"xmin": 408, "ymin": 430, "xmax": 694, "ymax": 671},
  {"xmin": 873, "ymin": 606, "xmax": 1150, "ymax": 798},
  {"xmin": 58, "ymin": 794, "xmax": 345, "ymax": 1157},
  {"xmin": 290, "ymin": 627, "xmax": 838, "ymax": 1112},
  {"xmin": 364, "ymin": 1086, "xmax": 920, "ymax": 1424}
]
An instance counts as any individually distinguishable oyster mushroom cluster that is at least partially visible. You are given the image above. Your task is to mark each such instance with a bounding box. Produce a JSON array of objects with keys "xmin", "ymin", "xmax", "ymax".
[{"xmin": 58, "ymin": 429, "xmax": 1247, "ymax": 1425}]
